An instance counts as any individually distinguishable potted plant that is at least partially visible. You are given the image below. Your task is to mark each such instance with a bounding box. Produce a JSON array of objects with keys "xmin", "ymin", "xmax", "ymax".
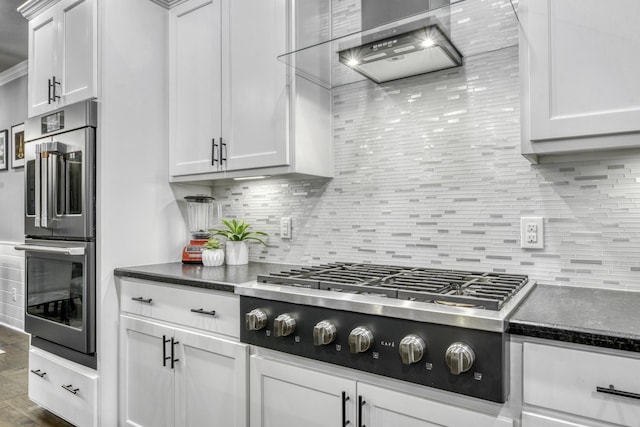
[
  {"xmin": 210, "ymin": 218, "xmax": 268, "ymax": 265},
  {"xmin": 201, "ymin": 237, "xmax": 225, "ymax": 267}
]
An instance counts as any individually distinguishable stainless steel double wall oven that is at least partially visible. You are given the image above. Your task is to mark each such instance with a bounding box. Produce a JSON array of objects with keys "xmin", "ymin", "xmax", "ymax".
[{"xmin": 16, "ymin": 100, "xmax": 97, "ymax": 368}]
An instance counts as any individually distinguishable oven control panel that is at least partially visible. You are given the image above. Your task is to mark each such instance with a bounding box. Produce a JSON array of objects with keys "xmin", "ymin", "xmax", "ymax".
[{"xmin": 240, "ymin": 296, "xmax": 507, "ymax": 402}]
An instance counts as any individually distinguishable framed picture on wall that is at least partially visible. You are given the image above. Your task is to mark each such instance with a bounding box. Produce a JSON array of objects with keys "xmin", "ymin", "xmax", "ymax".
[
  {"xmin": 11, "ymin": 123, "xmax": 25, "ymax": 169},
  {"xmin": 0, "ymin": 129, "xmax": 7, "ymax": 171}
]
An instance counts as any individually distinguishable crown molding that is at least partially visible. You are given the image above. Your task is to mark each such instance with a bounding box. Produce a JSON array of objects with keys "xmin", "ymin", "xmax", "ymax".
[
  {"xmin": 147, "ymin": 0, "xmax": 190, "ymax": 9},
  {"xmin": 19, "ymin": 0, "xmax": 187, "ymax": 17},
  {"xmin": 0, "ymin": 61, "xmax": 28, "ymax": 87},
  {"xmin": 17, "ymin": 0, "xmax": 61, "ymax": 20}
]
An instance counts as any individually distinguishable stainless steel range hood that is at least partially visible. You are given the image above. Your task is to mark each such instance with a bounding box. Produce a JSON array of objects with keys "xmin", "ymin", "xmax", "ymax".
[
  {"xmin": 279, "ymin": 0, "xmax": 519, "ymax": 89},
  {"xmin": 337, "ymin": 23, "xmax": 463, "ymax": 84}
]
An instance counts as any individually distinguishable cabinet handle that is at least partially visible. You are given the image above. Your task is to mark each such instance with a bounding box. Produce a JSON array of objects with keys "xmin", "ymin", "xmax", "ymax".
[
  {"xmin": 358, "ymin": 395, "xmax": 365, "ymax": 427},
  {"xmin": 190, "ymin": 308, "xmax": 216, "ymax": 316},
  {"xmin": 341, "ymin": 391, "xmax": 350, "ymax": 426},
  {"xmin": 220, "ymin": 138, "xmax": 226, "ymax": 166},
  {"xmin": 62, "ymin": 384, "xmax": 79, "ymax": 395},
  {"xmin": 131, "ymin": 297, "xmax": 152, "ymax": 304},
  {"xmin": 171, "ymin": 337, "xmax": 179, "ymax": 369},
  {"xmin": 48, "ymin": 79, "xmax": 53, "ymax": 104},
  {"xmin": 52, "ymin": 76, "xmax": 61, "ymax": 102},
  {"xmin": 597, "ymin": 384, "xmax": 640, "ymax": 400},
  {"xmin": 30, "ymin": 369, "xmax": 46, "ymax": 378},
  {"xmin": 163, "ymin": 335, "xmax": 170, "ymax": 367},
  {"xmin": 212, "ymin": 138, "xmax": 218, "ymax": 165}
]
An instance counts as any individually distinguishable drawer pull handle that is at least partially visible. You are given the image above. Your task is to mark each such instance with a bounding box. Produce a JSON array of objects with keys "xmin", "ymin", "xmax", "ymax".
[
  {"xmin": 132, "ymin": 297, "xmax": 152, "ymax": 304},
  {"xmin": 62, "ymin": 384, "xmax": 79, "ymax": 395},
  {"xmin": 190, "ymin": 308, "xmax": 216, "ymax": 316},
  {"xmin": 597, "ymin": 385, "xmax": 640, "ymax": 400},
  {"xmin": 30, "ymin": 369, "xmax": 46, "ymax": 378}
]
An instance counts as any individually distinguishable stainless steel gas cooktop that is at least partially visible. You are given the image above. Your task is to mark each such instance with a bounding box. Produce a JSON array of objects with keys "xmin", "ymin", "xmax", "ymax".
[
  {"xmin": 235, "ymin": 262, "xmax": 536, "ymax": 402},
  {"xmin": 256, "ymin": 262, "xmax": 529, "ymax": 311}
]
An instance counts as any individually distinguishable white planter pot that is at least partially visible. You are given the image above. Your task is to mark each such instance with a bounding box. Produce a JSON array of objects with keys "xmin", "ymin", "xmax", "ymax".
[
  {"xmin": 225, "ymin": 241, "xmax": 249, "ymax": 265},
  {"xmin": 202, "ymin": 249, "xmax": 224, "ymax": 267}
]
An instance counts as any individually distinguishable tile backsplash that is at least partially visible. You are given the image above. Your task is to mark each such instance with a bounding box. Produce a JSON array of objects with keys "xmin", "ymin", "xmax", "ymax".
[{"xmin": 213, "ymin": 35, "xmax": 640, "ymax": 290}]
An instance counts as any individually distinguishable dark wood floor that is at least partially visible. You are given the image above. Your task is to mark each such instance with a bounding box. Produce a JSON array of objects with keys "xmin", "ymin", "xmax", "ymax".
[{"xmin": 0, "ymin": 325, "xmax": 73, "ymax": 427}]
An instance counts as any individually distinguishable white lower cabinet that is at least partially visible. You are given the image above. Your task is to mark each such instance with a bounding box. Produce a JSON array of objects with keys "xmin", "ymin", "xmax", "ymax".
[
  {"xmin": 28, "ymin": 347, "xmax": 98, "ymax": 427},
  {"xmin": 119, "ymin": 315, "xmax": 248, "ymax": 427},
  {"xmin": 120, "ymin": 317, "xmax": 174, "ymax": 427},
  {"xmin": 522, "ymin": 342, "xmax": 640, "ymax": 427},
  {"xmin": 250, "ymin": 355, "xmax": 356, "ymax": 427},
  {"xmin": 250, "ymin": 356, "xmax": 513, "ymax": 427}
]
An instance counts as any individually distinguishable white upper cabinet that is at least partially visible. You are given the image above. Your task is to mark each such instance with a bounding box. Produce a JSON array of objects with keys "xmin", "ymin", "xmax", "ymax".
[
  {"xmin": 223, "ymin": 0, "xmax": 288, "ymax": 172},
  {"xmin": 168, "ymin": 0, "xmax": 331, "ymax": 181},
  {"xmin": 169, "ymin": 0, "xmax": 223, "ymax": 176},
  {"xmin": 520, "ymin": 0, "xmax": 640, "ymax": 162},
  {"xmin": 25, "ymin": 0, "xmax": 97, "ymax": 117}
]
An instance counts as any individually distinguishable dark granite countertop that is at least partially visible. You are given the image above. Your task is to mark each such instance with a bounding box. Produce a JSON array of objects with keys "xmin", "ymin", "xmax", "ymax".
[
  {"xmin": 114, "ymin": 261, "xmax": 301, "ymax": 293},
  {"xmin": 509, "ymin": 284, "xmax": 640, "ymax": 352}
]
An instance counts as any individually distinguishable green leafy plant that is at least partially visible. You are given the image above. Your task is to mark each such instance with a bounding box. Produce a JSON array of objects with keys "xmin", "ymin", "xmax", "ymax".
[
  {"xmin": 203, "ymin": 236, "xmax": 222, "ymax": 250},
  {"xmin": 210, "ymin": 218, "xmax": 268, "ymax": 246}
]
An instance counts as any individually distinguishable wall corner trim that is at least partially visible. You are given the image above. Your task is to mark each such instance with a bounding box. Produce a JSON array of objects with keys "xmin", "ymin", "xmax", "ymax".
[{"xmin": 0, "ymin": 60, "xmax": 28, "ymax": 87}]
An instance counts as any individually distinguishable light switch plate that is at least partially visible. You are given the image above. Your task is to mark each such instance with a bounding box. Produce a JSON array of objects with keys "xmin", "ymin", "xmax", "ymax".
[
  {"xmin": 280, "ymin": 217, "xmax": 292, "ymax": 239},
  {"xmin": 521, "ymin": 217, "xmax": 544, "ymax": 249}
]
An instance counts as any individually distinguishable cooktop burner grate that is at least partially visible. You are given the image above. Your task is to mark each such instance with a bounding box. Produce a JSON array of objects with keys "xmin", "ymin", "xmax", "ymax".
[{"xmin": 257, "ymin": 262, "xmax": 529, "ymax": 311}]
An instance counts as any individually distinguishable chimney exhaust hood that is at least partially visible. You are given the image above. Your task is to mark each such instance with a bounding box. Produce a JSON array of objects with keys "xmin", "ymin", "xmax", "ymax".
[
  {"xmin": 278, "ymin": 0, "xmax": 519, "ymax": 89},
  {"xmin": 337, "ymin": 23, "xmax": 463, "ymax": 84}
]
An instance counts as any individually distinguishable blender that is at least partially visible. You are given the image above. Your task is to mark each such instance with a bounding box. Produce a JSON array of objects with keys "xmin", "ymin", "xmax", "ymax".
[{"xmin": 182, "ymin": 195, "xmax": 221, "ymax": 263}]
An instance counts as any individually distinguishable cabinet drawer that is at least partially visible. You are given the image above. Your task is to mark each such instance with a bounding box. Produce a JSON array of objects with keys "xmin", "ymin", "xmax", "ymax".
[
  {"xmin": 120, "ymin": 279, "xmax": 239, "ymax": 338},
  {"xmin": 28, "ymin": 348, "xmax": 98, "ymax": 427},
  {"xmin": 523, "ymin": 342, "xmax": 640, "ymax": 426}
]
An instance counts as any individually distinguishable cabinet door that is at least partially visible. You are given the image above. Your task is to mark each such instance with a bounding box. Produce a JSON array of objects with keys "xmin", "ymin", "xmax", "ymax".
[
  {"xmin": 174, "ymin": 329, "xmax": 248, "ymax": 427},
  {"xmin": 357, "ymin": 382, "xmax": 513, "ymax": 427},
  {"xmin": 250, "ymin": 356, "xmax": 357, "ymax": 427},
  {"xmin": 223, "ymin": 0, "xmax": 288, "ymax": 171},
  {"xmin": 525, "ymin": 0, "xmax": 640, "ymax": 141},
  {"xmin": 169, "ymin": 0, "xmax": 223, "ymax": 176},
  {"xmin": 58, "ymin": 0, "xmax": 97, "ymax": 106},
  {"xmin": 120, "ymin": 316, "xmax": 174, "ymax": 427},
  {"xmin": 28, "ymin": 6, "xmax": 58, "ymax": 117}
]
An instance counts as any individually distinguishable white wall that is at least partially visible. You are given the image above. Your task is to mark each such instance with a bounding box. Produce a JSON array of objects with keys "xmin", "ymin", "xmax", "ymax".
[
  {"xmin": 0, "ymin": 72, "xmax": 27, "ymax": 244},
  {"xmin": 0, "ymin": 68, "xmax": 28, "ymax": 327},
  {"xmin": 97, "ymin": 0, "xmax": 212, "ymax": 424}
]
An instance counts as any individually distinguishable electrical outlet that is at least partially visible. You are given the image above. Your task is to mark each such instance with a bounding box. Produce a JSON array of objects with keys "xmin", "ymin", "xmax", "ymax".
[
  {"xmin": 280, "ymin": 217, "xmax": 292, "ymax": 239},
  {"xmin": 11, "ymin": 288, "xmax": 17, "ymax": 302},
  {"xmin": 521, "ymin": 217, "xmax": 544, "ymax": 249}
]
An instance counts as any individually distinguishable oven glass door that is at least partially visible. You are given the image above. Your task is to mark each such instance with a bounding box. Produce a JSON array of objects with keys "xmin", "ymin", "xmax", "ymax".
[
  {"xmin": 24, "ymin": 127, "xmax": 95, "ymax": 239},
  {"xmin": 22, "ymin": 240, "xmax": 95, "ymax": 354}
]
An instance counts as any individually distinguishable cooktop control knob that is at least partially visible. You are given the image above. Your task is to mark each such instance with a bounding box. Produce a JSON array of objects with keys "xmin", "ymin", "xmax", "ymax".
[
  {"xmin": 313, "ymin": 320, "xmax": 337, "ymax": 346},
  {"xmin": 273, "ymin": 313, "xmax": 297, "ymax": 337},
  {"xmin": 246, "ymin": 309, "xmax": 268, "ymax": 331},
  {"xmin": 399, "ymin": 334, "xmax": 426, "ymax": 365},
  {"xmin": 445, "ymin": 342, "xmax": 475, "ymax": 375},
  {"xmin": 348, "ymin": 326, "xmax": 374, "ymax": 353}
]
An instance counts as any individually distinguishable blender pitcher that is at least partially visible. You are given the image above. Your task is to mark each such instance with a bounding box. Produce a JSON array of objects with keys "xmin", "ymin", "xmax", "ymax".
[{"xmin": 182, "ymin": 195, "xmax": 221, "ymax": 263}]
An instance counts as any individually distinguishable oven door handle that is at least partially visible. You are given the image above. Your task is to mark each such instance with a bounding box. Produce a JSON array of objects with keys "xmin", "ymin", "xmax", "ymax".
[
  {"xmin": 15, "ymin": 244, "xmax": 85, "ymax": 256},
  {"xmin": 34, "ymin": 144, "xmax": 42, "ymax": 227}
]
